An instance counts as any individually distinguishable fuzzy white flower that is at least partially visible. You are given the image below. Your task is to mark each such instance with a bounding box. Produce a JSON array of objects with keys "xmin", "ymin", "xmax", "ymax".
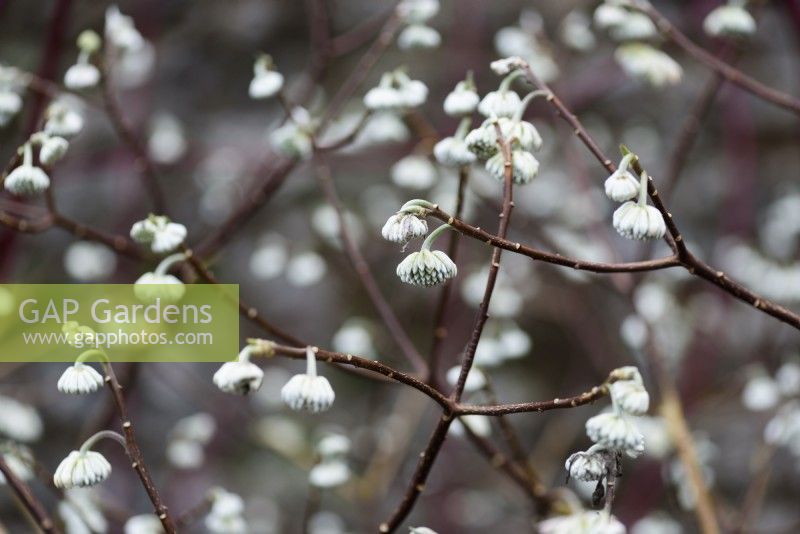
[
  {"xmin": 124, "ymin": 514, "xmax": 165, "ymax": 534},
  {"xmin": 382, "ymin": 213, "xmax": 428, "ymax": 243},
  {"xmin": 286, "ymin": 251, "xmax": 327, "ymax": 286},
  {"xmin": 309, "ymin": 459, "xmax": 351, "ymax": 488},
  {"xmin": 397, "ymin": 24, "xmax": 441, "ymax": 50},
  {"xmin": 213, "ymin": 346, "xmax": 264, "ymax": 395},
  {"xmin": 0, "ymin": 395, "xmax": 43, "ymax": 442},
  {"xmin": 560, "ymin": 10, "xmax": 596, "ymax": 52},
  {"xmin": 269, "ymin": 107, "xmax": 316, "ymax": 159},
  {"xmin": 615, "ymin": 43, "xmax": 683, "ymax": 88},
  {"xmin": 205, "ymin": 488, "xmax": 247, "ymax": 534},
  {"xmin": 53, "ymin": 450, "xmax": 112, "ymax": 489},
  {"xmin": 38, "ymin": 135, "xmax": 69, "ymax": 166},
  {"xmin": 0, "ymin": 91, "xmax": 22, "ymax": 126},
  {"xmin": 776, "ymin": 360, "xmax": 800, "ymax": 396},
  {"xmin": 565, "ymin": 449, "xmax": 608, "ymax": 482},
  {"xmin": 391, "ymin": 155, "xmax": 437, "ymax": 190},
  {"xmin": 364, "ymin": 70, "xmax": 428, "ymax": 111},
  {"xmin": 64, "ymin": 241, "xmax": 117, "ymax": 281},
  {"xmin": 465, "ymin": 124, "xmax": 500, "ymax": 159},
  {"xmin": 604, "ymin": 153, "xmax": 640, "ymax": 202},
  {"xmin": 609, "ymin": 12, "xmax": 657, "ymax": 41},
  {"xmin": 130, "ymin": 215, "xmax": 187, "ymax": 253},
  {"xmin": 613, "ymin": 201, "xmax": 666, "ymax": 240},
  {"xmin": 433, "ymin": 136, "xmax": 477, "ymax": 167},
  {"xmin": 105, "ymin": 6, "xmax": 144, "ymax": 51},
  {"xmin": 134, "ymin": 272, "xmax": 185, "ymax": 303},
  {"xmin": 443, "ymin": 80, "xmax": 479, "ymax": 117},
  {"xmin": 485, "ymin": 150, "xmax": 539, "ymax": 185},
  {"xmin": 147, "ymin": 113, "xmax": 186, "ymax": 164},
  {"xmin": 538, "ymin": 510, "xmax": 625, "ymax": 534},
  {"xmin": 397, "ymin": 248, "xmax": 457, "ymax": 287},
  {"xmin": 593, "ymin": 4, "xmax": 629, "ymax": 30},
  {"xmin": 64, "ymin": 62, "xmax": 100, "ymax": 90},
  {"xmin": 4, "ymin": 143, "xmax": 50, "ymax": 196},
  {"xmin": 490, "ymin": 56, "xmax": 524, "ymax": 76},
  {"xmin": 58, "ymin": 362, "xmax": 105, "ymax": 395},
  {"xmin": 586, "ymin": 411, "xmax": 645, "ymax": 457},
  {"xmin": 498, "ymin": 117, "xmax": 543, "ymax": 152},
  {"xmin": 703, "ymin": 5, "xmax": 756, "ymax": 38},
  {"xmin": 610, "ymin": 380, "xmax": 650, "ymax": 415},
  {"xmin": 397, "ymin": 0, "xmax": 439, "ymax": 23},
  {"xmin": 741, "ymin": 372, "xmax": 780, "ymax": 412},
  {"xmin": 281, "ymin": 347, "xmax": 335, "ymax": 413},
  {"xmin": 478, "ymin": 90, "xmax": 521, "ymax": 118},
  {"xmin": 45, "ymin": 99, "xmax": 84, "ymax": 137},
  {"xmin": 248, "ymin": 55, "xmax": 284, "ymax": 99}
]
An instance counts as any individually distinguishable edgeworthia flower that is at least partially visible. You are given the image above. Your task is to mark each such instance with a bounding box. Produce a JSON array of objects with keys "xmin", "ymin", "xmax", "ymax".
[
  {"xmin": 280, "ymin": 346, "xmax": 335, "ymax": 412},
  {"xmin": 133, "ymin": 253, "xmax": 187, "ymax": 303},
  {"xmin": 64, "ymin": 31, "xmax": 102, "ymax": 90},
  {"xmin": 485, "ymin": 149, "xmax": 539, "ymax": 185},
  {"xmin": 615, "ymin": 43, "xmax": 683, "ymax": 88},
  {"xmin": 585, "ymin": 411, "xmax": 645, "ymax": 458},
  {"xmin": 565, "ymin": 446, "xmax": 612, "ymax": 482},
  {"xmin": 443, "ymin": 76, "xmax": 479, "ymax": 117},
  {"xmin": 604, "ymin": 153, "xmax": 640, "ymax": 202},
  {"xmin": 4, "ymin": 143, "xmax": 50, "ymax": 196},
  {"xmin": 364, "ymin": 69, "xmax": 428, "ymax": 111},
  {"xmin": 381, "ymin": 213, "xmax": 428, "ymax": 244},
  {"xmin": 0, "ymin": 90, "xmax": 22, "ymax": 127},
  {"xmin": 396, "ymin": 224, "xmax": 457, "ymax": 287},
  {"xmin": 130, "ymin": 214, "xmax": 187, "ymax": 253},
  {"xmin": 612, "ymin": 170, "xmax": 666, "ymax": 241},
  {"xmin": 433, "ymin": 117, "xmax": 477, "ymax": 167},
  {"xmin": 269, "ymin": 106, "xmax": 316, "ymax": 159},
  {"xmin": 38, "ymin": 135, "xmax": 69, "ymax": 166},
  {"xmin": 213, "ymin": 345, "xmax": 264, "ymax": 395},
  {"xmin": 57, "ymin": 362, "xmax": 104, "ymax": 395},
  {"xmin": 205, "ymin": 488, "xmax": 247, "ymax": 534},
  {"xmin": 248, "ymin": 54, "xmax": 284, "ymax": 99},
  {"xmin": 703, "ymin": 3, "xmax": 756, "ymax": 38},
  {"xmin": 397, "ymin": 24, "xmax": 441, "ymax": 50},
  {"xmin": 391, "ymin": 154, "xmax": 437, "ymax": 189},
  {"xmin": 538, "ymin": 510, "xmax": 625, "ymax": 534}
]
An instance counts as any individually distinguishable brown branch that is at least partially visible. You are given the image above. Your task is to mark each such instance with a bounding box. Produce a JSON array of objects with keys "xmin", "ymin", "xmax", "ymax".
[
  {"xmin": 314, "ymin": 161, "xmax": 427, "ymax": 374},
  {"xmin": 102, "ymin": 363, "xmax": 177, "ymax": 533},
  {"xmin": 513, "ymin": 58, "xmax": 800, "ymax": 332},
  {"xmin": 627, "ymin": 0, "xmax": 800, "ymax": 116},
  {"xmin": 427, "ymin": 166, "xmax": 469, "ymax": 385},
  {"xmin": 0, "ymin": 454, "xmax": 60, "ymax": 533},
  {"xmin": 457, "ymin": 384, "xmax": 608, "ymax": 416}
]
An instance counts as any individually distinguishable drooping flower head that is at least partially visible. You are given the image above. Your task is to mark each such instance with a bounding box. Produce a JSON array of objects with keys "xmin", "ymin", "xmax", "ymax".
[
  {"xmin": 213, "ymin": 345, "xmax": 264, "ymax": 395},
  {"xmin": 4, "ymin": 143, "xmax": 50, "ymax": 196},
  {"xmin": 280, "ymin": 346, "xmax": 335, "ymax": 412},
  {"xmin": 364, "ymin": 69, "xmax": 428, "ymax": 111},
  {"xmin": 248, "ymin": 54, "xmax": 284, "ymax": 99},
  {"xmin": 130, "ymin": 214, "xmax": 187, "ymax": 253}
]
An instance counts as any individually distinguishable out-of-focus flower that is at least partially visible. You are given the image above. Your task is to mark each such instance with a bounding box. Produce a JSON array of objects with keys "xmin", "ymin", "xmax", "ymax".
[
  {"xmin": 0, "ymin": 395, "xmax": 43, "ymax": 442},
  {"xmin": 560, "ymin": 10, "xmax": 596, "ymax": 52},
  {"xmin": 130, "ymin": 214, "xmax": 187, "ymax": 253},
  {"xmin": 615, "ymin": 43, "xmax": 683, "ymax": 87},
  {"xmin": 58, "ymin": 362, "xmax": 105, "ymax": 395},
  {"xmin": 205, "ymin": 488, "xmax": 247, "ymax": 534},
  {"xmin": 444, "ymin": 78, "xmax": 479, "ymax": 117},
  {"xmin": 364, "ymin": 70, "xmax": 428, "ymax": 111},
  {"xmin": 125, "ymin": 514, "xmax": 165, "ymax": 534},
  {"xmin": 538, "ymin": 510, "xmax": 625, "ymax": 534},
  {"xmin": 704, "ymin": 4, "xmax": 756, "ymax": 38},
  {"xmin": 397, "ymin": 24, "xmax": 441, "ymax": 50},
  {"xmin": 44, "ymin": 99, "xmax": 84, "ymax": 137},
  {"xmin": 64, "ymin": 241, "xmax": 117, "ymax": 281},
  {"xmin": 286, "ymin": 251, "xmax": 327, "ymax": 286},
  {"xmin": 269, "ymin": 106, "xmax": 316, "ymax": 159},
  {"xmin": 148, "ymin": 113, "xmax": 187, "ymax": 164},
  {"xmin": 248, "ymin": 54, "xmax": 284, "ymax": 99},
  {"xmin": 391, "ymin": 155, "xmax": 437, "ymax": 190},
  {"xmin": 741, "ymin": 368, "xmax": 780, "ymax": 412},
  {"xmin": 397, "ymin": 0, "xmax": 439, "ymax": 23}
]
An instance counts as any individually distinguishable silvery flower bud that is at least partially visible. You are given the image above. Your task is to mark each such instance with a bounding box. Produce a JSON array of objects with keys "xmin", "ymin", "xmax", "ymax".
[
  {"xmin": 478, "ymin": 90, "xmax": 521, "ymax": 118},
  {"xmin": 464, "ymin": 123, "xmax": 499, "ymax": 160},
  {"xmin": 443, "ymin": 80, "xmax": 479, "ymax": 117},
  {"xmin": 565, "ymin": 449, "xmax": 608, "ymax": 482},
  {"xmin": 485, "ymin": 150, "xmax": 539, "ymax": 185},
  {"xmin": 381, "ymin": 213, "xmax": 428, "ymax": 243},
  {"xmin": 433, "ymin": 136, "xmax": 477, "ymax": 167},
  {"xmin": 397, "ymin": 24, "xmax": 441, "ymax": 50},
  {"xmin": 396, "ymin": 248, "xmax": 457, "ymax": 287},
  {"xmin": 612, "ymin": 201, "xmax": 666, "ymax": 240},
  {"xmin": 704, "ymin": 5, "xmax": 756, "ymax": 38},
  {"xmin": 39, "ymin": 136, "xmax": 69, "ymax": 166}
]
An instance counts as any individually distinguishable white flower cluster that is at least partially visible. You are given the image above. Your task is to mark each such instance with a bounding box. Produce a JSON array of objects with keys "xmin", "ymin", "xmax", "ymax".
[
  {"xmin": 703, "ymin": 3, "xmax": 756, "ymax": 38},
  {"xmin": 397, "ymin": 248, "xmax": 457, "ymax": 287},
  {"xmin": 564, "ymin": 366, "xmax": 649, "ymax": 485},
  {"xmin": 606, "ymin": 153, "xmax": 666, "ymax": 241},
  {"xmin": 105, "ymin": 6, "xmax": 155, "ymax": 88},
  {"xmin": 64, "ymin": 30, "xmax": 102, "ymax": 90},
  {"xmin": 0, "ymin": 395, "xmax": 43, "ymax": 443},
  {"xmin": 494, "ymin": 10, "xmax": 559, "ymax": 83},
  {"xmin": 593, "ymin": 2, "xmax": 682, "ymax": 88},
  {"xmin": 309, "ymin": 434, "xmax": 351, "ymax": 488},
  {"xmin": 166, "ymin": 412, "xmax": 216, "ymax": 470},
  {"xmin": 397, "ymin": 0, "xmax": 440, "ymax": 50},
  {"xmin": 364, "ymin": 69, "xmax": 428, "ymax": 111},
  {"xmin": 0, "ymin": 66, "xmax": 23, "ymax": 128},
  {"xmin": 269, "ymin": 106, "xmax": 317, "ymax": 160}
]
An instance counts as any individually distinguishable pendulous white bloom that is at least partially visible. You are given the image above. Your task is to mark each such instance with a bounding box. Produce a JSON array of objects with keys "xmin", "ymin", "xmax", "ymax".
[
  {"xmin": 609, "ymin": 12, "xmax": 657, "ymax": 41},
  {"xmin": 4, "ymin": 143, "xmax": 50, "ymax": 196},
  {"xmin": 776, "ymin": 360, "xmax": 800, "ymax": 396},
  {"xmin": 565, "ymin": 449, "xmax": 608, "ymax": 482},
  {"xmin": 538, "ymin": 510, "xmax": 625, "ymax": 534},
  {"xmin": 281, "ymin": 346, "xmax": 335, "ymax": 412},
  {"xmin": 465, "ymin": 123, "xmax": 500, "ymax": 159},
  {"xmin": 64, "ymin": 241, "xmax": 117, "ymax": 281},
  {"xmin": 64, "ymin": 62, "xmax": 100, "ymax": 90},
  {"xmin": 148, "ymin": 113, "xmax": 187, "ymax": 164},
  {"xmin": 560, "ymin": 10, "xmax": 596, "ymax": 52},
  {"xmin": 593, "ymin": 3, "xmax": 629, "ymax": 30},
  {"xmin": 478, "ymin": 89, "xmax": 521, "ymax": 118},
  {"xmin": 39, "ymin": 135, "xmax": 69, "ymax": 166},
  {"xmin": 397, "ymin": 248, "xmax": 457, "ymax": 287},
  {"xmin": 615, "ymin": 43, "xmax": 683, "ymax": 88},
  {"xmin": 485, "ymin": 150, "xmax": 540, "ymax": 185},
  {"xmin": 134, "ymin": 272, "xmax": 186, "ymax": 303},
  {"xmin": 610, "ymin": 379, "xmax": 650, "ymax": 415},
  {"xmin": 269, "ymin": 106, "xmax": 316, "ymax": 159},
  {"xmin": 364, "ymin": 70, "xmax": 428, "ymax": 111},
  {"xmin": 124, "ymin": 514, "xmax": 165, "ymax": 534},
  {"xmin": 53, "ymin": 450, "xmax": 112, "ymax": 489},
  {"xmin": 0, "ymin": 396, "xmax": 43, "ymax": 442},
  {"xmin": 248, "ymin": 54, "xmax": 284, "ymax": 99},
  {"xmin": 604, "ymin": 153, "xmax": 640, "ymax": 202},
  {"xmin": 0, "ymin": 90, "xmax": 22, "ymax": 127},
  {"xmin": 213, "ymin": 346, "xmax": 264, "ymax": 395},
  {"xmin": 498, "ymin": 117, "xmax": 543, "ymax": 152},
  {"xmin": 703, "ymin": 4, "xmax": 756, "ymax": 38},
  {"xmin": 382, "ymin": 213, "xmax": 428, "ymax": 243},
  {"xmin": 205, "ymin": 488, "xmax": 247, "ymax": 534},
  {"xmin": 0, "ymin": 443, "xmax": 33, "ymax": 484},
  {"xmin": 434, "ymin": 136, "xmax": 477, "ymax": 167},
  {"xmin": 58, "ymin": 362, "xmax": 105, "ymax": 395},
  {"xmin": 105, "ymin": 6, "xmax": 145, "ymax": 51},
  {"xmin": 45, "ymin": 99, "xmax": 84, "ymax": 137},
  {"xmin": 130, "ymin": 214, "xmax": 187, "ymax": 253},
  {"xmin": 613, "ymin": 201, "xmax": 666, "ymax": 240},
  {"xmin": 490, "ymin": 56, "xmax": 524, "ymax": 76},
  {"xmin": 309, "ymin": 459, "xmax": 351, "ymax": 488},
  {"xmin": 741, "ymin": 371, "xmax": 780, "ymax": 412},
  {"xmin": 391, "ymin": 154, "xmax": 437, "ymax": 190},
  {"xmin": 586, "ymin": 411, "xmax": 645, "ymax": 457},
  {"xmin": 443, "ymin": 79, "xmax": 479, "ymax": 117},
  {"xmin": 397, "ymin": 0, "xmax": 439, "ymax": 23},
  {"xmin": 397, "ymin": 24, "xmax": 441, "ymax": 50}
]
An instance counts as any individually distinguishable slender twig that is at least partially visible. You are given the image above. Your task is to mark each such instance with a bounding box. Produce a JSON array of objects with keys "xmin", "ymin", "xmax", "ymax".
[
  {"xmin": 427, "ymin": 166, "xmax": 469, "ymax": 385},
  {"xmin": 626, "ymin": 0, "xmax": 800, "ymax": 116},
  {"xmin": 0, "ymin": 454, "xmax": 60, "ymax": 533},
  {"xmin": 102, "ymin": 363, "xmax": 177, "ymax": 533}
]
